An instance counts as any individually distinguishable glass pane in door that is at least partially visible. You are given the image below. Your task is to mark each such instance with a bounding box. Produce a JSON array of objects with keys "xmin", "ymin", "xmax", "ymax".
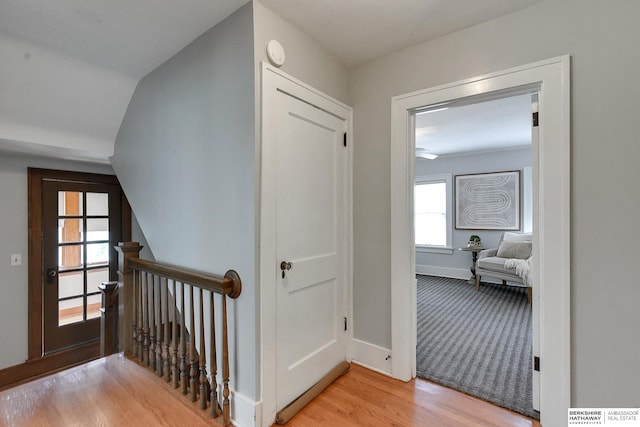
[
  {"xmin": 58, "ymin": 191, "xmax": 83, "ymax": 216},
  {"xmin": 59, "ymin": 244, "xmax": 83, "ymax": 270},
  {"xmin": 86, "ymin": 192, "xmax": 109, "ymax": 216},
  {"xmin": 87, "ymin": 294, "xmax": 102, "ymax": 320},
  {"xmin": 59, "ymin": 219, "xmax": 83, "ymax": 243},
  {"xmin": 58, "ymin": 270, "xmax": 83, "ymax": 299},
  {"xmin": 87, "ymin": 267, "xmax": 109, "ymax": 293},
  {"xmin": 86, "ymin": 218, "xmax": 108, "ymax": 241},
  {"xmin": 59, "ymin": 297, "xmax": 84, "ymax": 326},
  {"xmin": 87, "ymin": 243, "xmax": 109, "ymax": 265}
]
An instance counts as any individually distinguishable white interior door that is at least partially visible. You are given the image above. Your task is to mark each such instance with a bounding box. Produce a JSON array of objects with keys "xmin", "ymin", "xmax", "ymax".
[{"xmin": 273, "ymin": 86, "xmax": 348, "ymax": 410}]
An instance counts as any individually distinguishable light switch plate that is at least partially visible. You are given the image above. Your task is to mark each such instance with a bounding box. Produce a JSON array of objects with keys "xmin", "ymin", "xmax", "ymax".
[{"xmin": 11, "ymin": 253, "xmax": 21, "ymax": 266}]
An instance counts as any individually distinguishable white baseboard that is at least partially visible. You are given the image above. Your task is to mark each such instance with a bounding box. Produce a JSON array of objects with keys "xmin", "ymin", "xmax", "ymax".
[
  {"xmin": 231, "ymin": 390, "xmax": 261, "ymax": 427},
  {"xmin": 416, "ymin": 265, "xmax": 470, "ymax": 280},
  {"xmin": 415, "ymin": 266, "xmax": 506, "ymax": 286},
  {"xmin": 350, "ymin": 338, "xmax": 392, "ymax": 376}
]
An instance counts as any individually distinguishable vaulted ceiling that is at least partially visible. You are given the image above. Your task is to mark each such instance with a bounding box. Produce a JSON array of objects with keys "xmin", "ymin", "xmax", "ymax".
[{"xmin": 0, "ymin": 0, "xmax": 541, "ymax": 163}]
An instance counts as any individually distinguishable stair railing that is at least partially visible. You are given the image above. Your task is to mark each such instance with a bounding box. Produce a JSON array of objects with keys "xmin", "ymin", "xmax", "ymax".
[{"xmin": 111, "ymin": 242, "xmax": 241, "ymax": 426}]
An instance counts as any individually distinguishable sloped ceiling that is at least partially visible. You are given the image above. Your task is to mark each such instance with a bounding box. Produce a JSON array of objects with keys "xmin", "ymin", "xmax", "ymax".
[
  {"xmin": 0, "ymin": 0, "xmax": 541, "ymax": 163},
  {"xmin": 0, "ymin": 0, "xmax": 250, "ymax": 163},
  {"xmin": 0, "ymin": 0, "xmax": 250, "ymax": 77}
]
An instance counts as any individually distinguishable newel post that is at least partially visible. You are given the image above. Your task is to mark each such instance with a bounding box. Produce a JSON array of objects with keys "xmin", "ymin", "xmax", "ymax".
[
  {"xmin": 115, "ymin": 242, "xmax": 143, "ymax": 355},
  {"xmin": 99, "ymin": 281, "xmax": 119, "ymax": 356}
]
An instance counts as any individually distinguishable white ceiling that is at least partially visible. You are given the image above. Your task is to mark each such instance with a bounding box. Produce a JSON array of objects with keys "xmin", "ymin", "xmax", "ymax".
[
  {"xmin": 260, "ymin": 0, "xmax": 542, "ymax": 67},
  {"xmin": 0, "ymin": 0, "xmax": 542, "ymax": 162},
  {"xmin": 0, "ymin": 0, "xmax": 543, "ymax": 74},
  {"xmin": 415, "ymin": 93, "xmax": 533, "ymax": 157}
]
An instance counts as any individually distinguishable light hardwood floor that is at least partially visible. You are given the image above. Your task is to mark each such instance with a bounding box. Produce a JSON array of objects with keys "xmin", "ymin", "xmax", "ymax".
[
  {"xmin": 0, "ymin": 355, "xmax": 541, "ymax": 426},
  {"xmin": 0, "ymin": 354, "xmax": 215, "ymax": 427},
  {"xmin": 285, "ymin": 363, "xmax": 541, "ymax": 427}
]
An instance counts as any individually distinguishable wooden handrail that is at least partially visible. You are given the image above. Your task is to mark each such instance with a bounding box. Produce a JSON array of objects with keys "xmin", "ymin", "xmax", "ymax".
[
  {"xmin": 128, "ymin": 257, "xmax": 242, "ymax": 299},
  {"xmin": 110, "ymin": 241, "xmax": 240, "ymax": 426}
]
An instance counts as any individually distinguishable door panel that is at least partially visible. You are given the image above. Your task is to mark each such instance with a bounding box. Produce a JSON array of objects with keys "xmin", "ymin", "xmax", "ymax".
[
  {"xmin": 42, "ymin": 180, "xmax": 122, "ymax": 354},
  {"xmin": 275, "ymin": 91, "xmax": 347, "ymax": 409}
]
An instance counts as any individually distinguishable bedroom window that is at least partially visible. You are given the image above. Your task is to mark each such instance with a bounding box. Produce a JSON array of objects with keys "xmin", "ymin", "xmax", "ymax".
[{"xmin": 415, "ymin": 174, "xmax": 453, "ymax": 253}]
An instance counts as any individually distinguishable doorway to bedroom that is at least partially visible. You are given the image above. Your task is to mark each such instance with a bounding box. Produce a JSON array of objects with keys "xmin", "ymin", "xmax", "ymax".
[
  {"xmin": 413, "ymin": 91, "xmax": 537, "ymax": 418},
  {"xmin": 391, "ymin": 57, "xmax": 571, "ymax": 426}
]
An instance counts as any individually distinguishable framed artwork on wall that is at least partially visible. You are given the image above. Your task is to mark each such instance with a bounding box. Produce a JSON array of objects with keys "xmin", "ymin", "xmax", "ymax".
[{"xmin": 455, "ymin": 170, "xmax": 521, "ymax": 230}]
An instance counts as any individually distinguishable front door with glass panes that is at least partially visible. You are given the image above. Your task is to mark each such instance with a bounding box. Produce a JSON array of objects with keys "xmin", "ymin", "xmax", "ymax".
[{"xmin": 42, "ymin": 180, "xmax": 122, "ymax": 353}]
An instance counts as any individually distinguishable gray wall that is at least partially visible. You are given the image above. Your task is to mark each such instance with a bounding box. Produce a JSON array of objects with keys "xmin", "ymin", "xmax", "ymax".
[
  {"xmin": 0, "ymin": 152, "xmax": 113, "ymax": 370},
  {"xmin": 253, "ymin": 1, "xmax": 349, "ymax": 105},
  {"xmin": 111, "ymin": 4, "xmax": 258, "ymax": 399},
  {"xmin": 415, "ymin": 147, "xmax": 531, "ymax": 273},
  {"xmin": 110, "ymin": 0, "xmax": 350, "ymax": 404},
  {"xmin": 350, "ymin": 0, "xmax": 640, "ymax": 407}
]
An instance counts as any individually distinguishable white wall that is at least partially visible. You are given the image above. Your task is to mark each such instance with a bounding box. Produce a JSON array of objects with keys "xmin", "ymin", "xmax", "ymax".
[
  {"xmin": 350, "ymin": 0, "xmax": 640, "ymax": 407},
  {"xmin": 0, "ymin": 152, "xmax": 113, "ymax": 370},
  {"xmin": 415, "ymin": 148, "xmax": 531, "ymax": 276}
]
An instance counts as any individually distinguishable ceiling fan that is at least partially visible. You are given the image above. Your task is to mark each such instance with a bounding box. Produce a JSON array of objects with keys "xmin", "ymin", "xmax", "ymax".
[{"xmin": 415, "ymin": 147, "xmax": 438, "ymax": 159}]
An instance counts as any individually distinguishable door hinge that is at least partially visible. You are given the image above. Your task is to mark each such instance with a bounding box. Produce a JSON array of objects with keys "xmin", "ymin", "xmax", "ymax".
[
  {"xmin": 343, "ymin": 132, "xmax": 347, "ymax": 147},
  {"xmin": 532, "ymin": 112, "xmax": 539, "ymax": 127},
  {"xmin": 534, "ymin": 356, "xmax": 540, "ymax": 372},
  {"xmin": 343, "ymin": 316, "xmax": 348, "ymax": 331}
]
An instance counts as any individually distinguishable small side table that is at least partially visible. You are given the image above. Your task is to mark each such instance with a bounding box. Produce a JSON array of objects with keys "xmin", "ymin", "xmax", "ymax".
[{"xmin": 458, "ymin": 246, "xmax": 484, "ymax": 285}]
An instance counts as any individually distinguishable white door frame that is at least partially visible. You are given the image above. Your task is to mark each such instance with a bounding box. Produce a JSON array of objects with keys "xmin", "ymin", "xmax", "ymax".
[
  {"xmin": 390, "ymin": 56, "xmax": 570, "ymax": 426},
  {"xmin": 260, "ymin": 63, "xmax": 353, "ymax": 427}
]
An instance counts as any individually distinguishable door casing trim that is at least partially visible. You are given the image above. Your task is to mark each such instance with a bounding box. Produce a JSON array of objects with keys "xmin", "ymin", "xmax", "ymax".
[{"xmin": 390, "ymin": 56, "xmax": 571, "ymax": 426}]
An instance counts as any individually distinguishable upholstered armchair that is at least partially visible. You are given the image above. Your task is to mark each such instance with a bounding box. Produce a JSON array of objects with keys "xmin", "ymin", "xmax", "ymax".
[{"xmin": 475, "ymin": 232, "xmax": 533, "ymax": 303}]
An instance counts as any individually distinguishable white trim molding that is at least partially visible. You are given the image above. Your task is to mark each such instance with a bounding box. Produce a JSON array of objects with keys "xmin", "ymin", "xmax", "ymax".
[
  {"xmin": 231, "ymin": 391, "xmax": 262, "ymax": 427},
  {"xmin": 415, "ymin": 265, "xmax": 470, "ymax": 280},
  {"xmin": 390, "ymin": 56, "xmax": 570, "ymax": 427},
  {"xmin": 415, "ymin": 246, "xmax": 454, "ymax": 255},
  {"xmin": 351, "ymin": 338, "xmax": 392, "ymax": 376}
]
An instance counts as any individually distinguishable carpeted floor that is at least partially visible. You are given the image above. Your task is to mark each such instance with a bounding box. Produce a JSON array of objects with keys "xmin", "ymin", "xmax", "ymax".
[{"xmin": 416, "ymin": 275, "xmax": 539, "ymax": 419}]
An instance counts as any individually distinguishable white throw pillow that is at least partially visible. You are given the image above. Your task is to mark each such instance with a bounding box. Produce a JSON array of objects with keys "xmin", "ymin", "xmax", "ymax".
[
  {"xmin": 502, "ymin": 232, "xmax": 532, "ymax": 242},
  {"xmin": 496, "ymin": 240, "xmax": 532, "ymax": 259}
]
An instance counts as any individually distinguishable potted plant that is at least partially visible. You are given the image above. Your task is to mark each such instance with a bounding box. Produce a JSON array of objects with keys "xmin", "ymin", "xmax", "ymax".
[{"xmin": 468, "ymin": 235, "xmax": 482, "ymax": 247}]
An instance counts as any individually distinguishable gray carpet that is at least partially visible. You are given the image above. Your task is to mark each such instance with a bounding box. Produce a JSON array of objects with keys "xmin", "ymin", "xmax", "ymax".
[{"xmin": 416, "ymin": 275, "xmax": 539, "ymax": 419}]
